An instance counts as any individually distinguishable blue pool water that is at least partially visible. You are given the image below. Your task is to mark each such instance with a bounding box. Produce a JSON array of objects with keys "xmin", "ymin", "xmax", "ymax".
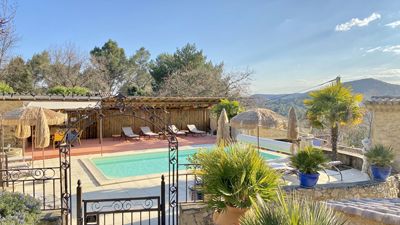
[{"xmin": 92, "ymin": 149, "xmax": 282, "ymax": 179}]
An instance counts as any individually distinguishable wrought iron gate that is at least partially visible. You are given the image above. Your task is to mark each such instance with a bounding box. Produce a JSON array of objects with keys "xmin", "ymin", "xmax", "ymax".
[
  {"xmin": 0, "ymin": 144, "xmax": 72, "ymax": 225},
  {"xmin": 76, "ymin": 176, "xmax": 166, "ymax": 225}
]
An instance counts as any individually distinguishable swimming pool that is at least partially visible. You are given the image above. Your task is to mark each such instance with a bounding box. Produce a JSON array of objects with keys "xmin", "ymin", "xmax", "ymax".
[{"xmin": 91, "ymin": 148, "xmax": 283, "ymax": 179}]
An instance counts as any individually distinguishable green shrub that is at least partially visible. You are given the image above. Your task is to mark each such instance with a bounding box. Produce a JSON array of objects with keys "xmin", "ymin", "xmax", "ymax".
[
  {"xmin": 68, "ymin": 86, "xmax": 90, "ymax": 95},
  {"xmin": 365, "ymin": 144, "xmax": 395, "ymax": 167},
  {"xmin": 0, "ymin": 192, "xmax": 41, "ymax": 225},
  {"xmin": 290, "ymin": 146, "xmax": 327, "ymax": 174},
  {"xmin": 0, "ymin": 82, "xmax": 14, "ymax": 94},
  {"xmin": 47, "ymin": 85, "xmax": 90, "ymax": 95},
  {"xmin": 47, "ymin": 85, "xmax": 69, "ymax": 95},
  {"xmin": 211, "ymin": 99, "xmax": 243, "ymax": 120},
  {"xmin": 241, "ymin": 193, "xmax": 346, "ymax": 225},
  {"xmin": 191, "ymin": 144, "xmax": 280, "ymax": 210}
]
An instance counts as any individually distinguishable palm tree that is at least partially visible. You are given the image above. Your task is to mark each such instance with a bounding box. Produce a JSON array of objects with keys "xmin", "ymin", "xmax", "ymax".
[{"xmin": 304, "ymin": 83, "xmax": 363, "ymax": 160}]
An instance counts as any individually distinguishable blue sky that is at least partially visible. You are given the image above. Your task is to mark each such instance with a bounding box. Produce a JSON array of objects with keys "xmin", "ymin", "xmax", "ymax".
[{"xmin": 13, "ymin": 0, "xmax": 400, "ymax": 93}]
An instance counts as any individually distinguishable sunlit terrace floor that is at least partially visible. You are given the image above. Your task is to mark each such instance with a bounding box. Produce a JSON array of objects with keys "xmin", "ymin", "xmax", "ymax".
[{"xmin": 23, "ymin": 135, "xmax": 216, "ymax": 160}]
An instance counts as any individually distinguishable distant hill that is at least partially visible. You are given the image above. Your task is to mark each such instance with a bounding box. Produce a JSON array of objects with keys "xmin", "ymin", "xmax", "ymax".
[{"xmin": 253, "ymin": 78, "xmax": 400, "ymax": 117}]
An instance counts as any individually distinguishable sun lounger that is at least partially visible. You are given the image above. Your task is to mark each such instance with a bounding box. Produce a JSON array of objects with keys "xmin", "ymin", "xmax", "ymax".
[
  {"xmin": 7, "ymin": 155, "xmax": 32, "ymax": 163},
  {"xmin": 187, "ymin": 124, "xmax": 206, "ymax": 136},
  {"xmin": 168, "ymin": 125, "xmax": 187, "ymax": 136},
  {"xmin": 140, "ymin": 126, "xmax": 159, "ymax": 138},
  {"xmin": 121, "ymin": 127, "xmax": 140, "ymax": 140},
  {"xmin": 8, "ymin": 161, "xmax": 30, "ymax": 169}
]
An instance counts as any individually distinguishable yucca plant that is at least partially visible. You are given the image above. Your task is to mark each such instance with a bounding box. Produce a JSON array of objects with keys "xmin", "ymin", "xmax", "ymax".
[
  {"xmin": 240, "ymin": 193, "xmax": 346, "ymax": 225},
  {"xmin": 365, "ymin": 144, "xmax": 395, "ymax": 167},
  {"xmin": 191, "ymin": 144, "xmax": 281, "ymax": 210},
  {"xmin": 290, "ymin": 146, "xmax": 328, "ymax": 174}
]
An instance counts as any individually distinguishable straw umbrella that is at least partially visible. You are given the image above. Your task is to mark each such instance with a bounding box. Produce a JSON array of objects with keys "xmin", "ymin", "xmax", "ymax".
[
  {"xmin": 2, "ymin": 107, "xmax": 66, "ymax": 166},
  {"xmin": 15, "ymin": 124, "xmax": 31, "ymax": 158},
  {"xmin": 287, "ymin": 107, "xmax": 299, "ymax": 154},
  {"xmin": 230, "ymin": 108, "xmax": 287, "ymax": 149},
  {"xmin": 216, "ymin": 109, "xmax": 231, "ymax": 146},
  {"xmin": 35, "ymin": 108, "xmax": 50, "ymax": 166}
]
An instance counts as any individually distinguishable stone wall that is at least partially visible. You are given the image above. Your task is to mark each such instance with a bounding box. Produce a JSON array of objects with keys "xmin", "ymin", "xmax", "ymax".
[
  {"xmin": 336, "ymin": 212, "xmax": 388, "ymax": 225},
  {"xmin": 367, "ymin": 104, "xmax": 400, "ymax": 171},
  {"xmin": 283, "ymin": 176, "xmax": 399, "ymax": 201},
  {"xmin": 179, "ymin": 203, "xmax": 213, "ymax": 225},
  {"xmin": 179, "ymin": 176, "xmax": 400, "ymax": 225}
]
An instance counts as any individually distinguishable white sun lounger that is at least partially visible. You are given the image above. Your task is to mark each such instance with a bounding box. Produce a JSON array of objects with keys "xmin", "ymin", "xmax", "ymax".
[
  {"xmin": 187, "ymin": 124, "xmax": 206, "ymax": 136},
  {"xmin": 140, "ymin": 126, "xmax": 159, "ymax": 138},
  {"xmin": 169, "ymin": 125, "xmax": 187, "ymax": 135},
  {"xmin": 121, "ymin": 127, "xmax": 140, "ymax": 140},
  {"xmin": 7, "ymin": 155, "xmax": 33, "ymax": 163}
]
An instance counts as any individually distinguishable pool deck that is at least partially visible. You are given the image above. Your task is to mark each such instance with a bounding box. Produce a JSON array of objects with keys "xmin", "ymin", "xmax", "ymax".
[
  {"xmin": 23, "ymin": 135, "xmax": 216, "ymax": 160},
  {"xmin": 7, "ymin": 145, "xmax": 370, "ymax": 224}
]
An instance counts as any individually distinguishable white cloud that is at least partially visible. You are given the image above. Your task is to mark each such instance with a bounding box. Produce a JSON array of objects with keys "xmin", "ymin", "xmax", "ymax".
[
  {"xmin": 385, "ymin": 20, "xmax": 400, "ymax": 28},
  {"xmin": 366, "ymin": 45, "xmax": 400, "ymax": 54},
  {"xmin": 335, "ymin": 12, "xmax": 381, "ymax": 31}
]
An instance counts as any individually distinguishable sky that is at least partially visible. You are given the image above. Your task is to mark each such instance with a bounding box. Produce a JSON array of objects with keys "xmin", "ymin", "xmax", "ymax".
[{"xmin": 12, "ymin": 0, "xmax": 400, "ymax": 94}]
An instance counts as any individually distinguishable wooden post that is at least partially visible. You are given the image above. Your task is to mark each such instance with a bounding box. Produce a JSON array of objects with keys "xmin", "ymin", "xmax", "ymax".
[
  {"xmin": 257, "ymin": 125, "xmax": 260, "ymax": 151},
  {"xmin": 76, "ymin": 180, "xmax": 83, "ymax": 225},
  {"xmin": 99, "ymin": 110, "xmax": 103, "ymax": 156}
]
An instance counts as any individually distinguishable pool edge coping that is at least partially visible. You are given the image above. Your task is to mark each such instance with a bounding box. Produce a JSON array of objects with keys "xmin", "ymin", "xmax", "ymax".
[{"xmin": 81, "ymin": 144, "xmax": 288, "ymax": 186}]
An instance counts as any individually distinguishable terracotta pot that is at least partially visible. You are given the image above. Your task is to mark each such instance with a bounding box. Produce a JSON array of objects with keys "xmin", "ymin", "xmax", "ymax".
[{"xmin": 213, "ymin": 206, "xmax": 248, "ymax": 225}]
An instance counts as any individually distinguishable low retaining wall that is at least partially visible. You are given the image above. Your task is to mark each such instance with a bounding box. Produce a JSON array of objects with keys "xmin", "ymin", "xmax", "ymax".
[
  {"xmin": 283, "ymin": 176, "xmax": 399, "ymax": 201},
  {"xmin": 179, "ymin": 176, "xmax": 400, "ymax": 225}
]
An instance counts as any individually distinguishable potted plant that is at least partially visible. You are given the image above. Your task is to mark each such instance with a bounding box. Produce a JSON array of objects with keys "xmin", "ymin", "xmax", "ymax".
[
  {"xmin": 290, "ymin": 146, "xmax": 327, "ymax": 188},
  {"xmin": 365, "ymin": 144, "xmax": 395, "ymax": 181},
  {"xmin": 192, "ymin": 144, "xmax": 280, "ymax": 225}
]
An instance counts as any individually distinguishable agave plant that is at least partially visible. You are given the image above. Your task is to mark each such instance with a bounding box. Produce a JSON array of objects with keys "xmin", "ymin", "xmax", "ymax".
[
  {"xmin": 365, "ymin": 144, "xmax": 395, "ymax": 167},
  {"xmin": 191, "ymin": 144, "xmax": 281, "ymax": 210},
  {"xmin": 240, "ymin": 193, "xmax": 346, "ymax": 225},
  {"xmin": 290, "ymin": 146, "xmax": 328, "ymax": 174}
]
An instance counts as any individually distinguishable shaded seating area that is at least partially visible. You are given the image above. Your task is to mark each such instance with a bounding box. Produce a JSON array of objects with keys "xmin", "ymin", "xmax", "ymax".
[
  {"xmin": 187, "ymin": 124, "xmax": 206, "ymax": 136},
  {"xmin": 140, "ymin": 126, "xmax": 159, "ymax": 138},
  {"xmin": 121, "ymin": 127, "xmax": 140, "ymax": 140}
]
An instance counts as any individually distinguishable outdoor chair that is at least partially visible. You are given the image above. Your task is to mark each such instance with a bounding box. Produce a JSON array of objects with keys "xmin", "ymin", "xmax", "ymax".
[
  {"xmin": 121, "ymin": 127, "xmax": 140, "ymax": 140},
  {"xmin": 268, "ymin": 157, "xmax": 345, "ymax": 183},
  {"xmin": 76, "ymin": 129, "xmax": 83, "ymax": 145},
  {"xmin": 53, "ymin": 130, "xmax": 65, "ymax": 149},
  {"xmin": 140, "ymin": 126, "xmax": 159, "ymax": 139},
  {"xmin": 187, "ymin": 124, "xmax": 206, "ymax": 136},
  {"xmin": 168, "ymin": 125, "xmax": 187, "ymax": 136}
]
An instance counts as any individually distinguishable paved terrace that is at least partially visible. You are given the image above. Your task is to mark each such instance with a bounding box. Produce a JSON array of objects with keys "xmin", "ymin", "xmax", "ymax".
[{"xmin": 24, "ymin": 135, "xmax": 216, "ymax": 160}]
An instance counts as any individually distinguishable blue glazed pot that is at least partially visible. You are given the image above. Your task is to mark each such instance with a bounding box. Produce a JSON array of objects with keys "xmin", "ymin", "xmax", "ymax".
[
  {"xmin": 299, "ymin": 172, "xmax": 320, "ymax": 188},
  {"xmin": 370, "ymin": 165, "xmax": 392, "ymax": 182}
]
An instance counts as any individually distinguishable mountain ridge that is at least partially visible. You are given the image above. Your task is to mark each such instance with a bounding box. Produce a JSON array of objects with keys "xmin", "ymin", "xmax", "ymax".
[{"xmin": 253, "ymin": 78, "xmax": 400, "ymax": 117}]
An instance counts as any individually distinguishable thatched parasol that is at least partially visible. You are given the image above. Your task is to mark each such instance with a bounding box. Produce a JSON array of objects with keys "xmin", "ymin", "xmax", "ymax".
[
  {"xmin": 2, "ymin": 107, "xmax": 66, "ymax": 126},
  {"xmin": 230, "ymin": 108, "xmax": 287, "ymax": 130},
  {"xmin": 2, "ymin": 107, "xmax": 66, "ymax": 165},
  {"xmin": 231, "ymin": 108, "xmax": 287, "ymax": 149},
  {"xmin": 287, "ymin": 107, "xmax": 299, "ymax": 154},
  {"xmin": 216, "ymin": 108, "xmax": 231, "ymax": 146}
]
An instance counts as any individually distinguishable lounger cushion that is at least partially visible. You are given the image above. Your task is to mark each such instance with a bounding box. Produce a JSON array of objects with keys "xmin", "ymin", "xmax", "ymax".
[
  {"xmin": 140, "ymin": 127, "xmax": 158, "ymax": 136},
  {"xmin": 187, "ymin": 125, "xmax": 206, "ymax": 134},
  {"xmin": 122, "ymin": 127, "xmax": 140, "ymax": 138}
]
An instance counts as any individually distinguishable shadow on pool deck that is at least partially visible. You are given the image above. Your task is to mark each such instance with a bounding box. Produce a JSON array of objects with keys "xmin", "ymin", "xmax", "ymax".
[{"xmin": 25, "ymin": 135, "xmax": 216, "ymax": 160}]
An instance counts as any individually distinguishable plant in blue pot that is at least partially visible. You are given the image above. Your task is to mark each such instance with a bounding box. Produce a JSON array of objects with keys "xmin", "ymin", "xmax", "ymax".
[
  {"xmin": 290, "ymin": 146, "xmax": 328, "ymax": 188},
  {"xmin": 365, "ymin": 144, "xmax": 395, "ymax": 182}
]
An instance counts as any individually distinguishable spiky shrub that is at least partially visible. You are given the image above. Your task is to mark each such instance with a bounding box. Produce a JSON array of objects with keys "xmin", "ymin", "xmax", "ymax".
[
  {"xmin": 290, "ymin": 146, "xmax": 328, "ymax": 174},
  {"xmin": 0, "ymin": 192, "xmax": 41, "ymax": 225},
  {"xmin": 240, "ymin": 193, "xmax": 346, "ymax": 225},
  {"xmin": 192, "ymin": 144, "xmax": 281, "ymax": 210},
  {"xmin": 365, "ymin": 144, "xmax": 395, "ymax": 167}
]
